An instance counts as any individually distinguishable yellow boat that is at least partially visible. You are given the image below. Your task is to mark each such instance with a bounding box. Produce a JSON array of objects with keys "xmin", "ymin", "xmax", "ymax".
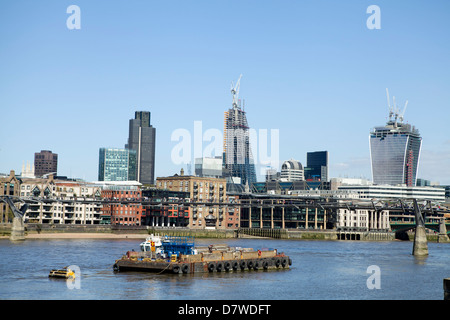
[{"xmin": 49, "ymin": 267, "xmax": 75, "ymax": 279}]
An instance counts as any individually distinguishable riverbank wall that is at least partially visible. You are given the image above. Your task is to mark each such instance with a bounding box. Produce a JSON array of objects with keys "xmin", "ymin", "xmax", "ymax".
[{"xmin": 0, "ymin": 223, "xmax": 448, "ymax": 242}]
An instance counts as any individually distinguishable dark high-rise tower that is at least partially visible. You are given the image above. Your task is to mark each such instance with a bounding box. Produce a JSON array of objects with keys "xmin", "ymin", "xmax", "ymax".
[
  {"xmin": 223, "ymin": 75, "xmax": 257, "ymax": 186},
  {"xmin": 34, "ymin": 150, "xmax": 58, "ymax": 177},
  {"xmin": 369, "ymin": 90, "xmax": 422, "ymax": 186},
  {"xmin": 305, "ymin": 151, "xmax": 328, "ymax": 181},
  {"xmin": 126, "ymin": 111, "xmax": 156, "ymax": 185}
]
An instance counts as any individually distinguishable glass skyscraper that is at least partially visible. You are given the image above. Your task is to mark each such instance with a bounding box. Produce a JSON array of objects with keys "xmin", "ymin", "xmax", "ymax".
[
  {"xmin": 98, "ymin": 148, "xmax": 137, "ymax": 182},
  {"xmin": 305, "ymin": 151, "xmax": 328, "ymax": 181},
  {"xmin": 370, "ymin": 112, "xmax": 422, "ymax": 187}
]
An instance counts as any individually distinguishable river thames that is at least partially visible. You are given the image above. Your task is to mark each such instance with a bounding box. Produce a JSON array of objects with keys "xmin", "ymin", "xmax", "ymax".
[{"xmin": 0, "ymin": 237, "xmax": 448, "ymax": 300}]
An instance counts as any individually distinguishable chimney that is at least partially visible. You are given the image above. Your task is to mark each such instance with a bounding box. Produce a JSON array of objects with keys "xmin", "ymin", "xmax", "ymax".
[{"xmin": 180, "ymin": 168, "xmax": 184, "ymax": 176}]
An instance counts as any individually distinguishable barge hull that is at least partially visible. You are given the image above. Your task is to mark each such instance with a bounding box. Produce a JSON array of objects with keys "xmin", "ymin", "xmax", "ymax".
[{"xmin": 113, "ymin": 256, "xmax": 292, "ymax": 274}]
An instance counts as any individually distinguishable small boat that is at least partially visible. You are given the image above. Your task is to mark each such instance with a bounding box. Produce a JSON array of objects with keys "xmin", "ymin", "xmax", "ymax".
[{"xmin": 49, "ymin": 267, "xmax": 75, "ymax": 279}]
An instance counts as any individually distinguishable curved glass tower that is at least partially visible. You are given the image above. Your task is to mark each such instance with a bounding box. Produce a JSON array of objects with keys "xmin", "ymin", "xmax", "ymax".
[{"xmin": 369, "ymin": 101, "xmax": 422, "ymax": 186}]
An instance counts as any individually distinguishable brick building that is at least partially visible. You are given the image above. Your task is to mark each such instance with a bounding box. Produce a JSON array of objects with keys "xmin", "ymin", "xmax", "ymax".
[
  {"xmin": 155, "ymin": 170, "xmax": 238, "ymax": 229},
  {"xmin": 0, "ymin": 170, "xmax": 21, "ymax": 223},
  {"xmin": 34, "ymin": 150, "xmax": 58, "ymax": 177},
  {"xmin": 100, "ymin": 181, "xmax": 143, "ymax": 225}
]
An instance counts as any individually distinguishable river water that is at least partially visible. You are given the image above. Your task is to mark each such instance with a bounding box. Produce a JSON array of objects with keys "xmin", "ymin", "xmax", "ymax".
[{"xmin": 0, "ymin": 237, "xmax": 448, "ymax": 300}]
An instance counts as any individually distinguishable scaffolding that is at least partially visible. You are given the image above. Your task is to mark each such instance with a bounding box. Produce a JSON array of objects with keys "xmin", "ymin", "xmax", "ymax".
[{"xmin": 223, "ymin": 75, "xmax": 257, "ymax": 185}]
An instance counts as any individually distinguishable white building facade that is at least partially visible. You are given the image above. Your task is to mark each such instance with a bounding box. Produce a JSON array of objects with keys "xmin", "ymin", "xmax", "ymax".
[{"xmin": 20, "ymin": 176, "xmax": 103, "ymax": 224}]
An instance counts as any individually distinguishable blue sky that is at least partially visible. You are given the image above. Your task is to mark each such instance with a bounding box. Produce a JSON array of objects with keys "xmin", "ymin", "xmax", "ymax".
[{"xmin": 1, "ymin": 0, "xmax": 450, "ymax": 184}]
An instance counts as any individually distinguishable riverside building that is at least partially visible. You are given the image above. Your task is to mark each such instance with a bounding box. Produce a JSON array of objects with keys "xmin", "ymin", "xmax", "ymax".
[
  {"xmin": 0, "ymin": 170, "xmax": 20, "ymax": 223},
  {"xmin": 155, "ymin": 170, "xmax": 231, "ymax": 229},
  {"xmin": 98, "ymin": 181, "xmax": 143, "ymax": 225},
  {"xmin": 19, "ymin": 175, "xmax": 103, "ymax": 224}
]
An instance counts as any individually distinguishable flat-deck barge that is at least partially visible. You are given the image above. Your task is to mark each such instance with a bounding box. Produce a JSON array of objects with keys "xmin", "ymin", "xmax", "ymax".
[{"xmin": 113, "ymin": 234, "xmax": 292, "ymax": 274}]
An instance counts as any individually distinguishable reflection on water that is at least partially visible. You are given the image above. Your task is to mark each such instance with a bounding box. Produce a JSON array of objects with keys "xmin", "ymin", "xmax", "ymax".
[{"xmin": 0, "ymin": 238, "xmax": 448, "ymax": 300}]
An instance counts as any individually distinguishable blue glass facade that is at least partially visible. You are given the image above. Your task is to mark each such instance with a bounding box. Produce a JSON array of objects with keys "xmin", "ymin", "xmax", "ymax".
[
  {"xmin": 98, "ymin": 148, "xmax": 137, "ymax": 182},
  {"xmin": 370, "ymin": 123, "xmax": 421, "ymax": 186}
]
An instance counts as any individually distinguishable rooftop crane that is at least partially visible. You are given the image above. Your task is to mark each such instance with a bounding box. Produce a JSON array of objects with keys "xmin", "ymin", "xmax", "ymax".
[
  {"xmin": 399, "ymin": 100, "xmax": 408, "ymax": 123},
  {"xmin": 231, "ymin": 74, "xmax": 242, "ymax": 109}
]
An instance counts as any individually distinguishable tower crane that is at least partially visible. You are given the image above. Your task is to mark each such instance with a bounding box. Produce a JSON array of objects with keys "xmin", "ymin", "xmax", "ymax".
[
  {"xmin": 231, "ymin": 74, "xmax": 242, "ymax": 109},
  {"xmin": 399, "ymin": 100, "xmax": 408, "ymax": 123}
]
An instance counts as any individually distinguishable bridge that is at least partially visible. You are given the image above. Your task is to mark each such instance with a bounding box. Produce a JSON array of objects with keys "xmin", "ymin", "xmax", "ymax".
[
  {"xmin": 1, "ymin": 195, "xmax": 449, "ymax": 250},
  {"xmin": 390, "ymin": 221, "xmax": 450, "ymax": 234}
]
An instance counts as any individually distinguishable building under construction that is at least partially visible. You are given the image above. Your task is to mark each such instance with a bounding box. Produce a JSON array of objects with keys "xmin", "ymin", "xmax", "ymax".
[
  {"xmin": 370, "ymin": 90, "xmax": 422, "ymax": 187},
  {"xmin": 223, "ymin": 75, "xmax": 257, "ymax": 186}
]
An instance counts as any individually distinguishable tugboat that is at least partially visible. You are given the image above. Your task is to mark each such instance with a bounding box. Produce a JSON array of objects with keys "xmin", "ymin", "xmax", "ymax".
[{"xmin": 113, "ymin": 234, "xmax": 292, "ymax": 274}]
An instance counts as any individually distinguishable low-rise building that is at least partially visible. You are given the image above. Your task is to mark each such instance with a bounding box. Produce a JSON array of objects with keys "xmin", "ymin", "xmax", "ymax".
[
  {"xmin": 337, "ymin": 184, "xmax": 445, "ymax": 201},
  {"xmin": 336, "ymin": 208, "xmax": 390, "ymax": 232},
  {"xmin": 96, "ymin": 181, "xmax": 143, "ymax": 226},
  {"xmin": 0, "ymin": 170, "xmax": 21, "ymax": 223},
  {"xmin": 19, "ymin": 175, "xmax": 103, "ymax": 224},
  {"xmin": 155, "ymin": 170, "xmax": 231, "ymax": 229}
]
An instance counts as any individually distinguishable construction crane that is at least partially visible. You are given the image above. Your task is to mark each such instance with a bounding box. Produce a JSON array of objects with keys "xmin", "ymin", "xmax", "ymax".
[
  {"xmin": 386, "ymin": 88, "xmax": 393, "ymax": 120},
  {"xmin": 399, "ymin": 100, "xmax": 408, "ymax": 123},
  {"xmin": 231, "ymin": 74, "xmax": 242, "ymax": 109},
  {"xmin": 386, "ymin": 88, "xmax": 408, "ymax": 124}
]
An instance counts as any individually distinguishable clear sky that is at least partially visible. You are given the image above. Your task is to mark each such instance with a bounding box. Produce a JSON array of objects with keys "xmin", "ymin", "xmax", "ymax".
[{"xmin": 1, "ymin": 0, "xmax": 450, "ymax": 184}]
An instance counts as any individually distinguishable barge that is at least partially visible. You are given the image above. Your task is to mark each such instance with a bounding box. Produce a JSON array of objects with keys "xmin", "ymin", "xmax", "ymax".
[{"xmin": 113, "ymin": 234, "xmax": 292, "ymax": 274}]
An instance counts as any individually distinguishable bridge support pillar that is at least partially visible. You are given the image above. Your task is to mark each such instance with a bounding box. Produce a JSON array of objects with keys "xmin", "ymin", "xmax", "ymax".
[
  {"xmin": 444, "ymin": 278, "xmax": 450, "ymax": 300},
  {"xmin": 10, "ymin": 217, "xmax": 25, "ymax": 241},
  {"xmin": 412, "ymin": 225, "xmax": 428, "ymax": 256},
  {"xmin": 438, "ymin": 220, "xmax": 450, "ymax": 243}
]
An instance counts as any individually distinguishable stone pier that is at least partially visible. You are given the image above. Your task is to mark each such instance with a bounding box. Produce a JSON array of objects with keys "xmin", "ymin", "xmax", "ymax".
[
  {"xmin": 412, "ymin": 199, "xmax": 428, "ymax": 256},
  {"xmin": 412, "ymin": 225, "xmax": 428, "ymax": 256},
  {"xmin": 10, "ymin": 217, "xmax": 25, "ymax": 241},
  {"xmin": 438, "ymin": 219, "xmax": 450, "ymax": 243}
]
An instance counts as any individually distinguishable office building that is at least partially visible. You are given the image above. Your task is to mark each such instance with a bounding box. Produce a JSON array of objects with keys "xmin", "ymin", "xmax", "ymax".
[
  {"xmin": 280, "ymin": 159, "xmax": 304, "ymax": 182},
  {"xmin": 305, "ymin": 151, "xmax": 328, "ymax": 182},
  {"xmin": 34, "ymin": 150, "xmax": 58, "ymax": 177},
  {"xmin": 370, "ymin": 92, "xmax": 422, "ymax": 186},
  {"xmin": 98, "ymin": 148, "xmax": 137, "ymax": 182},
  {"xmin": 126, "ymin": 111, "xmax": 156, "ymax": 185},
  {"xmin": 223, "ymin": 75, "xmax": 257, "ymax": 186},
  {"xmin": 195, "ymin": 157, "xmax": 223, "ymax": 178}
]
